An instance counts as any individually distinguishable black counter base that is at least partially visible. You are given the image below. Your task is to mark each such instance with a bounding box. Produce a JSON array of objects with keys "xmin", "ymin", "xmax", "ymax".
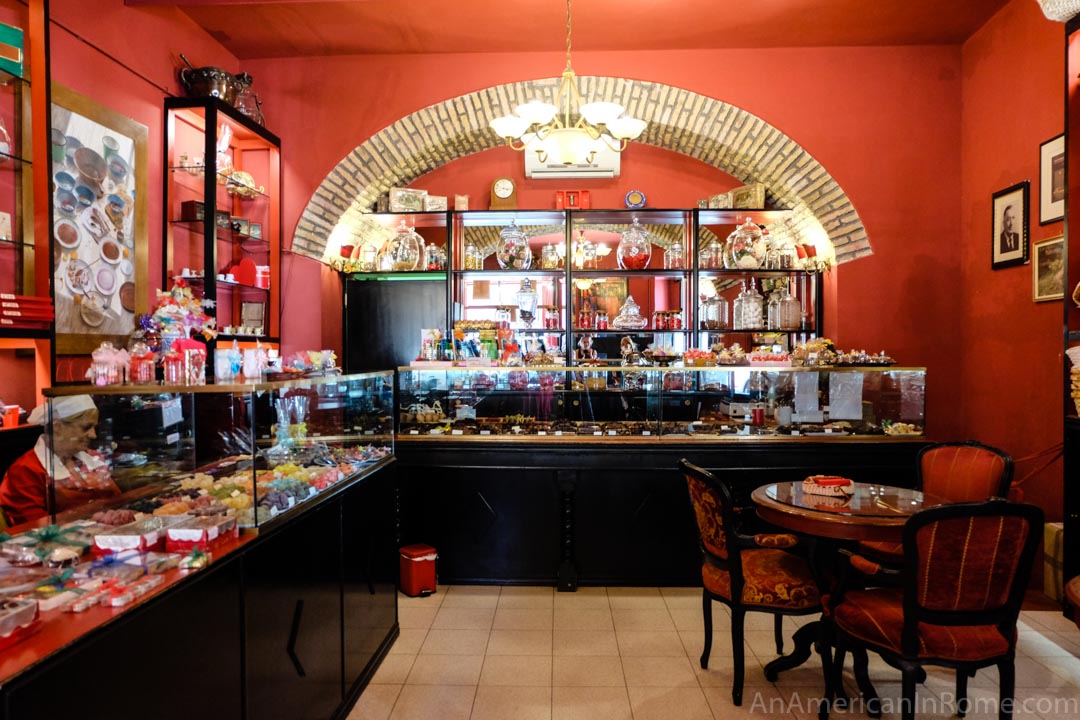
[{"xmin": 397, "ymin": 441, "xmax": 927, "ymax": 588}]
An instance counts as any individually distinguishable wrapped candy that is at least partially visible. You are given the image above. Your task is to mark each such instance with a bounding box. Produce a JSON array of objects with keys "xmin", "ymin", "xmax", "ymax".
[
  {"xmin": 86, "ymin": 341, "xmax": 130, "ymax": 386},
  {"xmin": 172, "ymin": 337, "xmax": 207, "ymax": 385},
  {"xmin": 128, "ymin": 340, "xmax": 155, "ymax": 384}
]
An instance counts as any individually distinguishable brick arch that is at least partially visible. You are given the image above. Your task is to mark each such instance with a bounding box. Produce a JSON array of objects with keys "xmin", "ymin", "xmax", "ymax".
[{"xmin": 292, "ymin": 77, "xmax": 869, "ymax": 264}]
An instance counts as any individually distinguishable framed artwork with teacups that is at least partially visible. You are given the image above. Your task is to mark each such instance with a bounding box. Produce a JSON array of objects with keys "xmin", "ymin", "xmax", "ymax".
[
  {"xmin": 991, "ymin": 181, "xmax": 1029, "ymax": 270},
  {"xmin": 50, "ymin": 83, "xmax": 148, "ymax": 355}
]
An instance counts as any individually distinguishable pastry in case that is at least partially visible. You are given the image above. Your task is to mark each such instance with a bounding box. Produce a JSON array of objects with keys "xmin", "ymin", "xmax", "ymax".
[
  {"xmin": 166, "ymin": 516, "xmax": 237, "ymax": 554},
  {"xmin": 0, "ymin": 598, "xmax": 38, "ymax": 650},
  {"xmin": 92, "ymin": 517, "xmax": 188, "ymax": 555}
]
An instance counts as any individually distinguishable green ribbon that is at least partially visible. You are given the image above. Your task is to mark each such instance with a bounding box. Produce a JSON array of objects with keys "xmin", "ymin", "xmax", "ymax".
[{"xmin": 23, "ymin": 524, "xmax": 92, "ymax": 560}]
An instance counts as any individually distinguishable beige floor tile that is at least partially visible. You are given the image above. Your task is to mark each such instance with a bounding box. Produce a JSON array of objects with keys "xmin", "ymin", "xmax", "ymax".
[
  {"xmin": 1031, "ymin": 654, "xmax": 1080, "ymax": 686},
  {"xmin": 552, "ymin": 686, "xmax": 632, "ymax": 720},
  {"xmin": 494, "ymin": 607, "xmax": 554, "ymax": 630},
  {"xmin": 348, "ymin": 683, "xmax": 401, "ymax": 720},
  {"xmin": 398, "ymin": 607, "xmax": 438, "ymax": 630},
  {"xmin": 388, "ymin": 628, "xmax": 429, "ymax": 655},
  {"xmin": 487, "ymin": 629, "xmax": 554, "ymax": 655},
  {"xmin": 678, "ymin": 629, "xmax": 736, "ymax": 660},
  {"xmin": 554, "ymin": 607, "xmax": 614, "ymax": 631},
  {"xmin": 553, "ymin": 655, "xmax": 625, "ymax": 687},
  {"xmin": 498, "ymin": 585, "xmax": 556, "ymax": 609},
  {"xmin": 622, "ymin": 655, "xmax": 698, "ymax": 687},
  {"xmin": 668, "ymin": 607, "xmax": 704, "ymax": 632},
  {"xmin": 1022, "ymin": 610, "xmax": 1079, "ymax": 634},
  {"xmin": 702, "ymin": 684, "xmax": 792, "ymax": 719},
  {"xmin": 398, "ymin": 592, "xmax": 443, "ymax": 609},
  {"xmin": 693, "ymin": 653, "xmax": 771, "ymax": 688},
  {"xmin": 388, "ymin": 684, "xmax": 475, "ymax": 720},
  {"xmin": 470, "ymin": 685, "xmax": 552, "ymax": 720},
  {"xmin": 419, "ymin": 628, "xmax": 490, "ymax": 655},
  {"xmin": 616, "ymin": 630, "xmax": 687, "ymax": 657},
  {"xmin": 1015, "ymin": 685, "xmax": 1080, "ymax": 719},
  {"xmin": 481, "ymin": 655, "xmax": 553, "ymax": 686},
  {"xmin": 736, "ymin": 611, "xmax": 787, "ymax": 633},
  {"xmin": 371, "ymin": 654, "xmax": 416, "ymax": 684},
  {"xmin": 612, "ymin": 608, "xmax": 676, "ymax": 632},
  {"xmin": 607, "ymin": 586, "xmax": 668, "ymax": 610},
  {"xmin": 431, "ymin": 606, "xmax": 495, "ymax": 630},
  {"xmin": 626, "ymin": 686, "xmax": 714, "ymax": 720},
  {"xmin": 744, "ymin": 629, "xmax": 785, "ymax": 658},
  {"xmin": 553, "ymin": 629, "xmax": 620, "ymax": 656},
  {"xmin": 1016, "ymin": 656, "xmax": 1080, "ymax": 688},
  {"xmin": 406, "ymin": 653, "xmax": 483, "ymax": 685},
  {"xmin": 441, "ymin": 584, "xmax": 501, "ymax": 608},
  {"xmin": 660, "ymin": 586, "xmax": 703, "ymax": 608},
  {"xmin": 1046, "ymin": 631, "xmax": 1080, "ymax": 657},
  {"xmin": 554, "ymin": 587, "xmax": 610, "ymax": 610},
  {"xmin": 1018, "ymin": 630, "xmax": 1080, "ymax": 657}
]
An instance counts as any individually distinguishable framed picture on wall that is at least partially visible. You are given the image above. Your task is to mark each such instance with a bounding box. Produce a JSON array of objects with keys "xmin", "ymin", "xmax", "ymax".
[
  {"xmin": 991, "ymin": 181, "xmax": 1029, "ymax": 270},
  {"xmin": 50, "ymin": 84, "xmax": 148, "ymax": 354},
  {"xmin": 1039, "ymin": 134, "xmax": 1065, "ymax": 224},
  {"xmin": 1033, "ymin": 235, "xmax": 1065, "ymax": 302}
]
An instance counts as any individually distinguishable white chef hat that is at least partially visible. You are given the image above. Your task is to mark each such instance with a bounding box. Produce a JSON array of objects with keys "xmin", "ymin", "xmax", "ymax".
[{"xmin": 27, "ymin": 395, "xmax": 97, "ymax": 426}]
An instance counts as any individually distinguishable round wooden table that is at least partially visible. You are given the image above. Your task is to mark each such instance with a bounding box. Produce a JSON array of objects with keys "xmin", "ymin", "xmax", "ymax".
[{"xmin": 751, "ymin": 481, "xmax": 947, "ymax": 542}]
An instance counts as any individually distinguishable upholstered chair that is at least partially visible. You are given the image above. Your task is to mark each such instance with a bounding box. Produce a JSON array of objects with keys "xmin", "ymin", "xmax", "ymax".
[
  {"xmin": 680, "ymin": 459, "xmax": 822, "ymax": 706},
  {"xmin": 823, "ymin": 499, "xmax": 1042, "ymax": 720}
]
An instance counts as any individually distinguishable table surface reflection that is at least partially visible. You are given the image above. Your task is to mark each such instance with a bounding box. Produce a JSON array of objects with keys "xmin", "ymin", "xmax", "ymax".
[{"xmin": 751, "ymin": 481, "xmax": 947, "ymax": 541}]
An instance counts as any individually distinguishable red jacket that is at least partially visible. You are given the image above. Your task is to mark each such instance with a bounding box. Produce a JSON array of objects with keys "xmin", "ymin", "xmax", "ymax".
[{"xmin": 0, "ymin": 450, "xmax": 49, "ymax": 526}]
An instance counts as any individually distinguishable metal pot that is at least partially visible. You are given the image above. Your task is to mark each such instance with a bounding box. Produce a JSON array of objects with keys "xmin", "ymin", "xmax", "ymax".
[{"xmin": 178, "ymin": 54, "xmax": 238, "ymax": 104}]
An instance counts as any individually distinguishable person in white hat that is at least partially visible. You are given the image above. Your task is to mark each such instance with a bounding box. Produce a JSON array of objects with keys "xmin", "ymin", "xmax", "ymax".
[{"xmin": 0, "ymin": 395, "xmax": 119, "ymax": 526}]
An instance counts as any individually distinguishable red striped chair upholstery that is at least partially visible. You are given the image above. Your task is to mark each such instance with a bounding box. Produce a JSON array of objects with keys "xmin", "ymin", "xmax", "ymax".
[
  {"xmin": 823, "ymin": 499, "xmax": 1042, "ymax": 720},
  {"xmin": 680, "ymin": 459, "xmax": 822, "ymax": 706},
  {"xmin": 859, "ymin": 442, "xmax": 1013, "ymax": 562}
]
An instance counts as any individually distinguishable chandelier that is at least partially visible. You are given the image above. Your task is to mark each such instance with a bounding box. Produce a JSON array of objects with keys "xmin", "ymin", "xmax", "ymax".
[{"xmin": 488, "ymin": 0, "xmax": 646, "ymax": 166}]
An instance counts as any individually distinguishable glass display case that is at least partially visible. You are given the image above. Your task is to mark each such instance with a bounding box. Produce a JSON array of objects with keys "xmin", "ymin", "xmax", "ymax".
[
  {"xmin": 162, "ymin": 98, "xmax": 281, "ymax": 375},
  {"xmin": 35, "ymin": 372, "xmax": 393, "ymax": 533},
  {"xmin": 452, "ymin": 210, "xmax": 568, "ymax": 358},
  {"xmin": 397, "ymin": 365, "xmax": 925, "ymax": 439}
]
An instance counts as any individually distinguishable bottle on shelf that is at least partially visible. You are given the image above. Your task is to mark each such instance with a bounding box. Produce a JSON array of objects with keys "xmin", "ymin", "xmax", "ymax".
[
  {"xmin": 541, "ymin": 243, "xmax": 561, "ymax": 269},
  {"xmin": 464, "ymin": 237, "xmax": 483, "ymax": 270},
  {"xmin": 700, "ymin": 294, "xmax": 729, "ymax": 331},
  {"xmin": 733, "ymin": 278, "xmax": 764, "ymax": 330},
  {"xmin": 777, "ymin": 284, "xmax": 801, "ymax": 330},
  {"xmin": 663, "ymin": 241, "xmax": 685, "ymax": 269}
]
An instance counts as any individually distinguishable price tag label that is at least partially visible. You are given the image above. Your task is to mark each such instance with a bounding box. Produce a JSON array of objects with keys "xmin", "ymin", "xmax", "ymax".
[
  {"xmin": 555, "ymin": 431, "xmax": 564, "ymax": 436},
  {"xmin": 364, "ymin": 430, "xmax": 374, "ymax": 435},
  {"xmin": 166, "ymin": 432, "xmax": 180, "ymax": 444},
  {"xmin": 607, "ymin": 430, "xmax": 617, "ymax": 436},
  {"xmin": 538, "ymin": 431, "xmax": 547, "ymax": 436},
  {"xmin": 791, "ymin": 430, "xmax": 801, "ymax": 436},
  {"xmin": 720, "ymin": 425, "xmax": 729, "ymax": 431},
  {"xmin": 452, "ymin": 429, "xmax": 463, "ymax": 436},
  {"xmin": 593, "ymin": 431, "xmax": 602, "ymax": 436},
  {"xmin": 824, "ymin": 428, "xmax": 834, "ymax": 434},
  {"xmin": 480, "ymin": 430, "xmax": 491, "ymax": 435},
  {"xmin": 409, "ymin": 430, "xmax": 419, "ymax": 435},
  {"xmin": 312, "ymin": 432, "xmax": 322, "ymax": 437}
]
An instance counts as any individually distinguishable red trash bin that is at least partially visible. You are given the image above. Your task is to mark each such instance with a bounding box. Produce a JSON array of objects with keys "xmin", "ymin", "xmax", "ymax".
[{"xmin": 399, "ymin": 544, "xmax": 437, "ymax": 597}]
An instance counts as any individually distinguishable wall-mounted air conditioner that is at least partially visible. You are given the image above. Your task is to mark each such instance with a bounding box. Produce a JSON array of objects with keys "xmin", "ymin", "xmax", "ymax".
[{"xmin": 524, "ymin": 143, "xmax": 621, "ymax": 179}]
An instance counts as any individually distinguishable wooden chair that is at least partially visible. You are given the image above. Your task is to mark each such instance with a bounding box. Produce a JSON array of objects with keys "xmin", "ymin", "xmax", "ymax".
[
  {"xmin": 823, "ymin": 498, "xmax": 1042, "ymax": 720},
  {"xmin": 858, "ymin": 441, "xmax": 1013, "ymax": 564},
  {"xmin": 679, "ymin": 459, "xmax": 823, "ymax": 705}
]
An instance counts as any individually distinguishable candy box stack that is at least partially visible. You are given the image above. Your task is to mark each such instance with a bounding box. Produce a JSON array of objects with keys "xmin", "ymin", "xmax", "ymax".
[
  {"xmin": 0, "ymin": 522, "xmax": 98, "ymax": 567},
  {"xmin": 92, "ymin": 517, "xmax": 187, "ymax": 555},
  {"xmin": 0, "ymin": 598, "xmax": 39, "ymax": 651},
  {"xmin": 801, "ymin": 475, "xmax": 855, "ymax": 497},
  {"xmin": 166, "ymin": 516, "xmax": 238, "ymax": 554}
]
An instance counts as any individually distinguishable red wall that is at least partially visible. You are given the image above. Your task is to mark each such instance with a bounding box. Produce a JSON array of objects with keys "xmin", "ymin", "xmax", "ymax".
[
  {"xmin": 245, "ymin": 45, "xmax": 965, "ymax": 436},
  {"xmin": 959, "ymin": 0, "xmax": 1065, "ymax": 517}
]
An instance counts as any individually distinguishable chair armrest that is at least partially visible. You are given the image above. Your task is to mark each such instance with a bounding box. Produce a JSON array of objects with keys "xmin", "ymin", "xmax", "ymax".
[{"xmin": 838, "ymin": 547, "xmax": 901, "ymax": 577}]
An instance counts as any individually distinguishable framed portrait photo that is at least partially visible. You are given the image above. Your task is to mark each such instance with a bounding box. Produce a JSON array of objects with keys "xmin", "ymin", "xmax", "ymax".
[
  {"xmin": 1032, "ymin": 235, "xmax": 1065, "ymax": 302},
  {"xmin": 1039, "ymin": 134, "xmax": 1065, "ymax": 224},
  {"xmin": 991, "ymin": 181, "xmax": 1029, "ymax": 270}
]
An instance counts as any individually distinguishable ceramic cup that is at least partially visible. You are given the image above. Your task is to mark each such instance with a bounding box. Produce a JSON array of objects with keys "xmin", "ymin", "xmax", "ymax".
[
  {"xmin": 54, "ymin": 171, "xmax": 76, "ymax": 192},
  {"xmin": 55, "ymin": 189, "xmax": 78, "ymax": 217},
  {"xmin": 102, "ymin": 135, "xmax": 119, "ymax": 161},
  {"xmin": 50, "ymin": 129, "xmax": 66, "ymax": 164},
  {"xmin": 74, "ymin": 185, "xmax": 95, "ymax": 207}
]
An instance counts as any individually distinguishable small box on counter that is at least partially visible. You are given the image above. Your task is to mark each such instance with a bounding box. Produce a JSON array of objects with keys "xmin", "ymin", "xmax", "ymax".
[
  {"xmin": 423, "ymin": 195, "xmax": 447, "ymax": 212},
  {"xmin": 389, "ymin": 187, "xmax": 428, "ymax": 213},
  {"xmin": 166, "ymin": 516, "xmax": 238, "ymax": 554},
  {"xmin": 707, "ymin": 192, "xmax": 732, "ymax": 209},
  {"xmin": 179, "ymin": 200, "xmax": 205, "ymax": 222},
  {"xmin": 454, "ymin": 194, "xmax": 469, "ymax": 211},
  {"xmin": 92, "ymin": 517, "xmax": 186, "ymax": 555}
]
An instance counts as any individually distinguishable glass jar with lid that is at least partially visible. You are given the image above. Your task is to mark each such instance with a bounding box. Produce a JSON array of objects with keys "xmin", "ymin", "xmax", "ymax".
[
  {"xmin": 386, "ymin": 220, "xmax": 421, "ymax": 271},
  {"xmin": 732, "ymin": 278, "xmax": 764, "ymax": 330},
  {"xmin": 663, "ymin": 241, "xmax": 685, "ymax": 269},
  {"xmin": 540, "ymin": 243, "xmax": 561, "ymax": 270},
  {"xmin": 698, "ymin": 241, "xmax": 722, "ymax": 270},
  {"xmin": 464, "ymin": 238, "xmax": 484, "ymax": 270},
  {"xmin": 617, "ymin": 218, "xmax": 652, "ymax": 270},
  {"xmin": 612, "ymin": 295, "xmax": 648, "ymax": 330},
  {"xmin": 766, "ymin": 291, "xmax": 782, "ymax": 330},
  {"xmin": 579, "ymin": 237, "xmax": 598, "ymax": 270},
  {"xmin": 700, "ymin": 294, "xmax": 729, "ymax": 330},
  {"xmin": 777, "ymin": 286, "xmax": 801, "ymax": 330},
  {"xmin": 496, "ymin": 221, "xmax": 532, "ymax": 270},
  {"xmin": 723, "ymin": 219, "xmax": 767, "ymax": 270}
]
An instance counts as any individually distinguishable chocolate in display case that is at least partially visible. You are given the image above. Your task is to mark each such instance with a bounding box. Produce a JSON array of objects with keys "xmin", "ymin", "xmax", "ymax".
[
  {"xmin": 396, "ymin": 365, "xmax": 926, "ymax": 440},
  {"xmin": 35, "ymin": 371, "xmax": 394, "ymax": 532}
]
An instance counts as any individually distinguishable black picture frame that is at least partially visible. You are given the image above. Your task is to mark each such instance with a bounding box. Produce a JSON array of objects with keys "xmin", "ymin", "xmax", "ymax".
[
  {"xmin": 991, "ymin": 181, "xmax": 1029, "ymax": 270},
  {"xmin": 1039, "ymin": 134, "xmax": 1065, "ymax": 224}
]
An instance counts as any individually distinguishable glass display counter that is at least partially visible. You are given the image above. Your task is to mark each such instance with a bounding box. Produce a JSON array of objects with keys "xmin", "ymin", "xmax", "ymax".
[
  {"xmin": 397, "ymin": 365, "xmax": 926, "ymax": 439},
  {"xmin": 38, "ymin": 371, "xmax": 394, "ymax": 531}
]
